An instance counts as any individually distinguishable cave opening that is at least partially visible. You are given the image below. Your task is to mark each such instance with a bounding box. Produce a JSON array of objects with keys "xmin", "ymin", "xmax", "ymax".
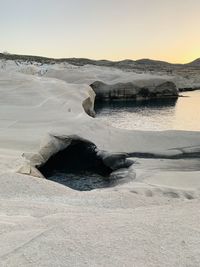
[{"xmin": 38, "ymin": 139, "xmax": 115, "ymax": 191}]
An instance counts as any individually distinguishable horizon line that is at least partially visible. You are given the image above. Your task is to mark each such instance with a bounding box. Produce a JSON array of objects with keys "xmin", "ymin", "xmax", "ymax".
[{"xmin": 0, "ymin": 51, "xmax": 199, "ymax": 65}]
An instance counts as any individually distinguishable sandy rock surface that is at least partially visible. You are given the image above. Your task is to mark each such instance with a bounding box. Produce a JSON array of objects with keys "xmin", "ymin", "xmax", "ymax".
[{"xmin": 0, "ymin": 60, "xmax": 200, "ymax": 266}]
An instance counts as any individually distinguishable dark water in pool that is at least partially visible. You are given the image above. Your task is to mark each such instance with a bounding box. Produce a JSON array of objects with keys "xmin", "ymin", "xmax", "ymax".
[
  {"xmin": 39, "ymin": 140, "xmax": 117, "ymax": 191},
  {"xmin": 95, "ymin": 91, "xmax": 200, "ymax": 131},
  {"xmin": 48, "ymin": 171, "xmax": 116, "ymax": 191}
]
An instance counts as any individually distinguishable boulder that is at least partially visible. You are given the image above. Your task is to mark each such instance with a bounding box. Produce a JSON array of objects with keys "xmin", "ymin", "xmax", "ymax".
[{"xmin": 91, "ymin": 79, "xmax": 178, "ymax": 101}]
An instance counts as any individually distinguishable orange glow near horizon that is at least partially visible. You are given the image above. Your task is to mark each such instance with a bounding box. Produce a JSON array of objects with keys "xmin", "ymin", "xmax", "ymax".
[{"xmin": 10, "ymin": 46, "xmax": 199, "ymax": 65}]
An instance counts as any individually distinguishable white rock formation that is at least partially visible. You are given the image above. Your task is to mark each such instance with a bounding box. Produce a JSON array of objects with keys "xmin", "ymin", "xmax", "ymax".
[{"xmin": 0, "ymin": 59, "xmax": 200, "ymax": 266}]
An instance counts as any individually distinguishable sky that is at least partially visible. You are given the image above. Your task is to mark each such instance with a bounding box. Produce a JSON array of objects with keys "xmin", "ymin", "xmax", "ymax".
[{"xmin": 0, "ymin": 0, "xmax": 199, "ymax": 63}]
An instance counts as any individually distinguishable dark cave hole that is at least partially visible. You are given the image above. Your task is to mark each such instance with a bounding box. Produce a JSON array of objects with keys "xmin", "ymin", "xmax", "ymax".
[{"xmin": 38, "ymin": 140, "xmax": 115, "ymax": 191}]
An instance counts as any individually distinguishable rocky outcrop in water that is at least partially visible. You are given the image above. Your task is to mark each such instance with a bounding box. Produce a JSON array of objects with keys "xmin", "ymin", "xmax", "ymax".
[{"xmin": 91, "ymin": 79, "xmax": 178, "ymax": 101}]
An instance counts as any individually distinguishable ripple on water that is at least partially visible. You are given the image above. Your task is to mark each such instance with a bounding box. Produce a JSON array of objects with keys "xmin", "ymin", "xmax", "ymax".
[{"xmin": 95, "ymin": 91, "xmax": 200, "ymax": 131}]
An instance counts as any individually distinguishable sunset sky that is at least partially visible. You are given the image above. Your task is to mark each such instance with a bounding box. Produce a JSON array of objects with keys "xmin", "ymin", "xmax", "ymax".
[{"xmin": 0, "ymin": 0, "xmax": 199, "ymax": 63}]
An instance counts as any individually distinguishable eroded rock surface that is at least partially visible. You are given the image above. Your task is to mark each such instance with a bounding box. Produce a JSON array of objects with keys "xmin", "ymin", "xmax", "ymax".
[
  {"xmin": 91, "ymin": 80, "xmax": 178, "ymax": 100},
  {"xmin": 0, "ymin": 58, "xmax": 200, "ymax": 267}
]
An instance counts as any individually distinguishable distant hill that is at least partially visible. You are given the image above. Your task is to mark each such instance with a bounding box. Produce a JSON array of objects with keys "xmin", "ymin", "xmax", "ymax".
[
  {"xmin": 0, "ymin": 53, "xmax": 53, "ymax": 64},
  {"xmin": 187, "ymin": 58, "xmax": 200, "ymax": 67},
  {"xmin": 135, "ymin": 58, "xmax": 172, "ymax": 66},
  {"xmin": 0, "ymin": 52, "xmax": 199, "ymax": 69}
]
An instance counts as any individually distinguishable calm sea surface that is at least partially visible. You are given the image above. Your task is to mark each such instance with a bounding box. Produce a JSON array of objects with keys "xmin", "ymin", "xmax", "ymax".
[{"xmin": 95, "ymin": 91, "xmax": 200, "ymax": 131}]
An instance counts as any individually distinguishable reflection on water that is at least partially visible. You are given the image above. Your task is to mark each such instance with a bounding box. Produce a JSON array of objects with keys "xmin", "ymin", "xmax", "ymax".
[{"xmin": 95, "ymin": 91, "xmax": 200, "ymax": 131}]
